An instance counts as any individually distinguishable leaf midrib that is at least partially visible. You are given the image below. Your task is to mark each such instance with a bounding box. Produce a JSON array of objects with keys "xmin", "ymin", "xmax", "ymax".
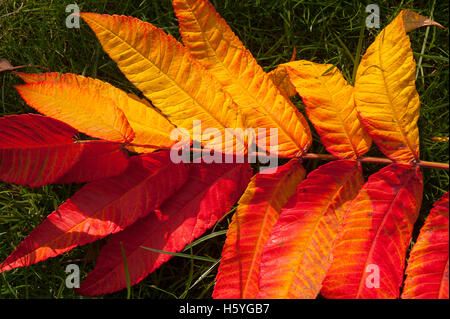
[
  {"xmin": 21, "ymin": 160, "xmax": 172, "ymax": 261},
  {"xmin": 375, "ymin": 29, "xmax": 418, "ymax": 161},
  {"xmin": 355, "ymin": 169, "xmax": 417, "ymax": 298}
]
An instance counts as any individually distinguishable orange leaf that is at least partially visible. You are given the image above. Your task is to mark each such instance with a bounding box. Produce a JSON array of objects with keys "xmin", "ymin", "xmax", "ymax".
[
  {"xmin": 276, "ymin": 61, "xmax": 372, "ymax": 159},
  {"xmin": 402, "ymin": 192, "xmax": 449, "ymax": 299},
  {"xmin": 213, "ymin": 159, "xmax": 306, "ymax": 298},
  {"xmin": 15, "ymin": 72, "xmax": 176, "ymax": 153},
  {"xmin": 173, "ymin": 0, "xmax": 311, "ymax": 157},
  {"xmin": 321, "ymin": 164, "xmax": 423, "ymax": 298},
  {"xmin": 15, "ymin": 81, "xmax": 135, "ymax": 144},
  {"xmin": 257, "ymin": 160, "xmax": 363, "ymax": 298}
]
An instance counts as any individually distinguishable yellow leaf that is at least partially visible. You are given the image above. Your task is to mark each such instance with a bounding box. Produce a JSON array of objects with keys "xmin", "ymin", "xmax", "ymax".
[
  {"xmin": 354, "ymin": 10, "xmax": 441, "ymax": 163},
  {"xmin": 275, "ymin": 61, "xmax": 372, "ymax": 159},
  {"xmin": 81, "ymin": 13, "xmax": 246, "ymax": 155},
  {"xmin": 15, "ymin": 72, "xmax": 177, "ymax": 153},
  {"xmin": 173, "ymin": 0, "xmax": 311, "ymax": 157}
]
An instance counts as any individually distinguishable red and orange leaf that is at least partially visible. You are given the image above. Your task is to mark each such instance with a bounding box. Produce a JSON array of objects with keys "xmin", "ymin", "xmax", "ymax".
[
  {"xmin": 15, "ymin": 81, "xmax": 135, "ymax": 144},
  {"xmin": 354, "ymin": 10, "xmax": 441, "ymax": 163},
  {"xmin": 321, "ymin": 164, "xmax": 423, "ymax": 299},
  {"xmin": 0, "ymin": 151, "xmax": 189, "ymax": 272},
  {"xmin": 257, "ymin": 160, "xmax": 363, "ymax": 299},
  {"xmin": 213, "ymin": 159, "xmax": 306, "ymax": 299},
  {"xmin": 15, "ymin": 72, "xmax": 177, "ymax": 153},
  {"xmin": 402, "ymin": 192, "xmax": 449, "ymax": 299},
  {"xmin": 77, "ymin": 161, "xmax": 252, "ymax": 296},
  {"xmin": 80, "ymin": 13, "xmax": 246, "ymax": 155},
  {"xmin": 274, "ymin": 61, "xmax": 371, "ymax": 159},
  {"xmin": 173, "ymin": 0, "xmax": 311, "ymax": 157}
]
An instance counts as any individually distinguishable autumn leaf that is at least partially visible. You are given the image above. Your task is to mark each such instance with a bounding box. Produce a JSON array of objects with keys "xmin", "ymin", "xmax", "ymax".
[
  {"xmin": 77, "ymin": 161, "xmax": 252, "ymax": 296},
  {"xmin": 15, "ymin": 81, "xmax": 135, "ymax": 144},
  {"xmin": 213, "ymin": 158, "xmax": 306, "ymax": 299},
  {"xmin": 0, "ymin": 114, "xmax": 129, "ymax": 187},
  {"xmin": 257, "ymin": 160, "xmax": 363, "ymax": 299},
  {"xmin": 0, "ymin": 3, "xmax": 447, "ymax": 300},
  {"xmin": 0, "ymin": 151, "xmax": 189, "ymax": 272},
  {"xmin": 268, "ymin": 65, "xmax": 297, "ymax": 99},
  {"xmin": 272, "ymin": 61, "xmax": 372, "ymax": 159},
  {"xmin": 80, "ymin": 12, "xmax": 246, "ymax": 155},
  {"xmin": 54, "ymin": 141, "xmax": 130, "ymax": 184},
  {"xmin": 14, "ymin": 72, "xmax": 177, "ymax": 153},
  {"xmin": 172, "ymin": 0, "xmax": 312, "ymax": 157},
  {"xmin": 321, "ymin": 164, "xmax": 423, "ymax": 298},
  {"xmin": 354, "ymin": 10, "xmax": 442, "ymax": 164},
  {"xmin": 402, "ymin": 192, "xmax": 449, "ymax": 299}
]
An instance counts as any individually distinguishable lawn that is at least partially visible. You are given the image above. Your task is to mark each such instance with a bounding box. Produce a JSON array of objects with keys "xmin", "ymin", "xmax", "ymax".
[{"xmin": 0, "ymin": 0, "xmax": 448, "ymax": 298}]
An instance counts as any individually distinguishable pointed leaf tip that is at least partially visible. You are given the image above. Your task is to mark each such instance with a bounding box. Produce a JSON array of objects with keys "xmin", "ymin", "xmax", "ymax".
[{"xmin": 401, "ymin": 10, "xmax": 445, "ymax": 33}]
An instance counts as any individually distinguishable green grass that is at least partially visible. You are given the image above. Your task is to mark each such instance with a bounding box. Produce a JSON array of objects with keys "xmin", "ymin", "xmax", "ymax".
[{"xmin": 0, "ymin": 0, "xmax": 448, "ymax": 298}]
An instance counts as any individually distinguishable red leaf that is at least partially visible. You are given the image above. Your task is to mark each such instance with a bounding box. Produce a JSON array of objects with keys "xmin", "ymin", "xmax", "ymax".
[
  {"xmin": 0, "ymin": 114, "xmax": 130, "ymax": 187},
  {"xmin": 213, "ymin": 159, "xmax": 306, "ymax": 299},
  {"xmin": 55, "ymin": 141, "xmax": 129, "ymax": 184},
  {"xmin": 402, "ymin": 192, "xmax": 449, "ymax": 299},
  {"xmin": 321, "ymin": 164, "xmax": 423, "ymax": 299},
  {"xmin": 257, "ymin": 160, "xmax": 363, "ymax": 298},
  {"xmin": 76, "ymin": 162, "xmax": 253, "ymax": 296},
  {"xmin": 0, "ymin": 151, "xmax": 189, "ymax": 273},
  {"xmin": 0, "ymin": 113, "xmax": 79, "ymax": 187}
]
